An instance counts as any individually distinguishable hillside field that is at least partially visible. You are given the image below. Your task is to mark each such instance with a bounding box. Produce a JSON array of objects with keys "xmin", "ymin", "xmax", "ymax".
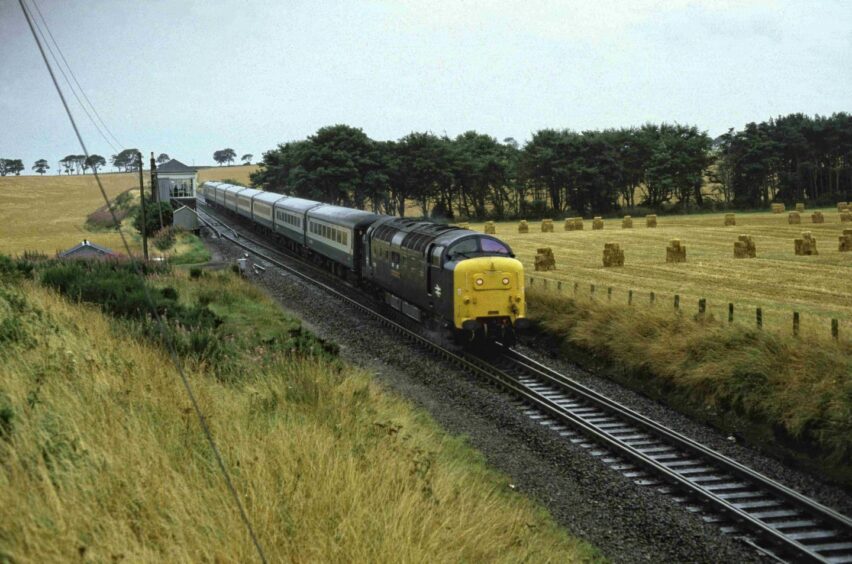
[
  {"xmin": 0, "ymin": 173, "xmax": 141, "ymax": 256},
  {"xmin": 198, "ymin": 164, "xmax": 258, "ymax": 185},
  {"xmin": 468, "ymin": 210, "xmax": 851, "ymax": 340}
]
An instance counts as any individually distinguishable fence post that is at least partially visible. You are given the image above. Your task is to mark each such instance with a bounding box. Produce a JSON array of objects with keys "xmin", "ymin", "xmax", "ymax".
[
  {"xmin": 607, "ymin": 287, "xmax": 612, "ymax": 302},
  {"xmin": 832, "ymin": 319, "xmax": 839, "ymax": 340},
  {"xmin": 756, "ymin": 307, "xmax": 763, "ymax": 329},
  {"xmin": 573, "ymin": 281, "xmax": 578, "ymax": 296},
  {"xmin": 543, "ymin": 278, "xmax": 547, "ymax": 289},
  {"xmin": 698, "ymin": 298, "xmax": 706, "ymax": 316},
  {"xmin": 650, "ymin": 291, "xmax": 656, "ymax": 305},
  {"xmin": 530, "ymin": 276, "xmax": 534, "ymax": 286},
  {"xmin": 728, "ymin": 303, "xmax": 734, "ymax": 323},
  {"xmin": 674, "ymin": 294, "xmax": 680, "ymax": 310},
  {"xmin": 557, "ymin": 281, "xmax": 562, "ymax": 292},
  {"xmin": 628, "ymin": 289, "xmax": 633, "ymax": 305},
  {"xmin": 793, "ymin": 312, "xmax": 800, "ymax": 336}
]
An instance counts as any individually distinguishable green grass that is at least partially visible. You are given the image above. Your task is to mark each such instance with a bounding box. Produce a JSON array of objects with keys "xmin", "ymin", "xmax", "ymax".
[
  {"xmin": 0, "ymin": 261, "xmax": 600, "ymax": 562},
  {"xmin": 527, "ymin": 286, "xmax": 852, "ymax": 487},
  {"xmin": 169, "ymin": 232, "xmax": 212, "ymax": 265}
]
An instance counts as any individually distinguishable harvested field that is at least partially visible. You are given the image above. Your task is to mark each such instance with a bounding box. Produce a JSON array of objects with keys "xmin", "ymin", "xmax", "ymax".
[
  {"xmin": 0, "ymin": 173, "xmax": 141, "ymax": 255},
  {"xmin": 197, "ymin": 164, "xmax": 259, "ymax": 185},
  {"xmin": 470, "ymin": 208, "xmax": 852, "ymax": 338}
]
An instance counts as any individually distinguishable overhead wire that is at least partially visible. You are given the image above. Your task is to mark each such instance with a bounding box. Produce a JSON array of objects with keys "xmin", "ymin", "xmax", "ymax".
[
  {"xmin": 16, "ymin": 1, "xmax": 268, "ymax": 562},
  {"xmin": 25, "ymin": 0, "xmax": 120, "ymax": 155},
  {"xmin": 29, "ymin": 0, "xmax": 124, "ymax": 151}
]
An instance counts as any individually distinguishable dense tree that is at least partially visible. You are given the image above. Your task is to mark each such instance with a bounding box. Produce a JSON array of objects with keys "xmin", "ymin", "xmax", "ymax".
[
  {"xmin": 0, "ymin": 159, "xmax": 24, "ymax": 176},
  {"xmin": 156, "ymin": 153, "xmax": 170, "ymax": 164},
  {"xmin": 85, "ymin": 154, "xmax": 106, "ymax": 173},
  {"xmin": 133, "ymin": 197, "xmax": 174, "ymax": 237},
  {"xmin": 213, "ymin": 148, "xmax": 237, "ymax": 166},
  {"xmin": 111, "ymin": 149, "xmax": 141, "ymax": 172},
  {"xmin": 32, "ymin": 159, "xmax": 50, "ymax": 175},
  {"xmin": 241, "ymin": 153, "xmax": 253, "ymax": 165},
  {"xmin": 59, "ymin": 156, "xmax": 75, "ymax": 175}
]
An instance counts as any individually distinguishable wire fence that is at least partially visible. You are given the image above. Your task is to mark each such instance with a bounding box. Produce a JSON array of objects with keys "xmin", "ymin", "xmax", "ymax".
[{"xmin": 526, "ymin": 274, "xmax": 847, "ymax": 343}]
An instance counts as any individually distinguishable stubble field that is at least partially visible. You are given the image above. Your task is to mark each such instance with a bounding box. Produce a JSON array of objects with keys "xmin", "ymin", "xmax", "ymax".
[{"xmin": 468, "ymin": 209, "xmax": 852, "ymax": 339}]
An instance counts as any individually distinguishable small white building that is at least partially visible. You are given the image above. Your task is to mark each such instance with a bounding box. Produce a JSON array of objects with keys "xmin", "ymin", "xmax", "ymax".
[{"xmin": 156, "ymin": 159, "xmax": 198, "ymax": 202}]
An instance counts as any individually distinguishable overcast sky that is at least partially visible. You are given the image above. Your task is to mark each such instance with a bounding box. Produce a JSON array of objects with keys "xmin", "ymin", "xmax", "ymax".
[{"xmin": 1, "ymin": 0, "xmax": 850, "ymax": 171}]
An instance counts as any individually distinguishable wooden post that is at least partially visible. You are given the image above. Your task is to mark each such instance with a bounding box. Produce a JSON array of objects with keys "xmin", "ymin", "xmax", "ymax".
[
  {"xmin": 607, "ymin": 287, "xmax": 612, "ymax": 302},
  {"xmin": 793, "ymin": 312, "xmax": 800, "ymax": 336},
  {"xmin": 557, "ymin": 281, "xmax": 562, "ymax": 292},
  {"xmin": 543, "ymin": 278, "xmax": 548, "ymax": 289},
  {"xmin": 149, "ymin": 152, "xmax": 158, "ymax": 200},
  {"xmin": 832, "ymin": 319, "xmax": 839, "ymax": 340},
  {"xmin": 728, "ymin": 303, "xmax": 734, "ymax": 323},
  {"xmin": 756, "ymin": 307, "xmax": 763, "ymax": 329},
  {"xmin": 628, "ymin": 289, "xmax": 633, "ymax": 305},
  {"xmin": 590, "ymin": 284, "xmax": 595, "ymax": 299},
  {"xmin": 138, "ymin": 151, "xmax": 148, "ymax": 261},
  {"xmin": 698, "ymin": 298, "xmax": 706, "ymax": 315},
  {"xmin": 573, "ymin": 281, "xmax": 578, "ymax": 296},
  {"xmin": 530, "ymin": 276, "xmax": 534, "ymax": 286},
  {"xmin": 674, "ymin": 294, "xmax": 680, "ymax": 310},
  {"xmin": 650, "ymin": 291, "xmax": 655, "ymax": 304}
]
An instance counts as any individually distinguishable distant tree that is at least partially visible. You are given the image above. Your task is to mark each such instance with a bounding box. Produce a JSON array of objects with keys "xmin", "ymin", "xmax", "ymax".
[
  {"xmin": 0, "ymin": 159, "xmax": 9, "ymax": 176},
  {"xmin": 214, "ymin": 148, "xmax": 237, "ymax": 166},
  {"xmin": 85, "ymin": 154, "xmax": 106, "ymax": 173},
  {"xmin": 241, "ymin": 153, "xmax": 253, "ymax": 165},
  {"xmin": 111, "ymin": 149, "xmax": 140, "ymax": 172},
  {"xmin": 59, "ymin": 156, "xmax": 75, "ymax": 175},
  {"xmin": 156, "ymin": 153, "xmax": 170, "ymax": 164},
  {"xmin": 32, "ymin": 159, "xmax": 50, "ymax": 175},
  {"xmin": 3, "ymin": 159, "xmax": 23, "ymax": 176}
]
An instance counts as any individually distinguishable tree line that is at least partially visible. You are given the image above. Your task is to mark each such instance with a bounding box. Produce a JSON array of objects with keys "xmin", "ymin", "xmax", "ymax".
[
  {"xmin": 250, "ymin": 113, "xmax": 852, "ymax": 219},
  {"xmin": 213, "ymin": 148, "xmax": 253, "ymax": 166}
]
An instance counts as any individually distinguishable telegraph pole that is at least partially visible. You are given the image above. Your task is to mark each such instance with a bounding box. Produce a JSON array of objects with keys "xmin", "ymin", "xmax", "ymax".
[
  {"xmin": 150, "ymin": 152, "xmax": 164, "ymax": 230},
  {"xmin": 138, "ymin": 151, "xmax": 148, "ymax": 261}
]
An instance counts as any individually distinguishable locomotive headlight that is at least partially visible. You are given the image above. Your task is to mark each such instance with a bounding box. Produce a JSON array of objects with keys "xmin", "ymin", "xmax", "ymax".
[
  {"xmin": 502, "ymin": 277, "xmax": 510, "ymax": 285},
  {"xmin": 475, "ymin": 278, "xmax": 484, "ymax": 286}
]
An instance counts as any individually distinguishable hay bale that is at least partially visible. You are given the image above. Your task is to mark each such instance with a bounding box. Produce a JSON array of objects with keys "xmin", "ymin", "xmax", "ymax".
[
  {"xmin": 456, "ymin": 222, "xmax": 470, "ymax": 229},
  {"xmin": 646, "ymin": 214, "xmax": 657, "ymax": 228},
  {"xmin": 564, "ymin": 217, "xmax": 583, "ymax": 231},
  {"xmin": 541, "ymin": 219, "xmax": 554, "ymax": 232},
  {"xmin": 724, "ymin": 213, "xmax": 736, "ymax": 226},
  {"xmin": 518, "ymin": 220, "xmax": 529, "ymax": 233},
  {"xmin": 534, "ymin": 247, "xmax": 556, "ymax": 271},
  {"xmin": 666, "ymin": 239, "xmax": 686, "ymax": 263},
  {"xmin": 602, "ymin": 242, "xmax": 624, "ymax": 267},
  {"xmin": 838, "ymin": 229, "xmax": 852, "ymax": 252},
  {"xmin": 771, "ymin": 203, "xmax": 785, "ymax": 214},
  {"xmin": 841, "ymin": 211, "xmax": 852, "ymax": 223},
  {"xmin": 734, "ymin": 234, "xmax": 756, "ymax": 258},
  {"xmin": 811, "ymin": 211, "xmax": 825, "ymax": 224},
  {"xmin": 484, "ymin": 221, "xmax": 496, "ymax": 234},
  {"xmin": 794, "ymin": 231, "xmax": 818, "ymax": 256},
  {"xmin": 592, "ymin": 216, "xmax": 604, "ymax": 230},
  {"xmin": 838, "ymin": 202, "xmax": 849, "ymax": 212},
  {"xmin": 795, "ymin": 202, "xmax": 805, "ymax": 212},
  {"xmin": 622, "ymin": 215, "xmax": 633, "ymax": 228},
  {"xmin": 788, "ymin": 212, "xmax": 801, "ymax": 224}
]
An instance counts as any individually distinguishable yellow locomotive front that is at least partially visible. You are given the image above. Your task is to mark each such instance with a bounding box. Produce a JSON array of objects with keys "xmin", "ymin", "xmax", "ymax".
[{"xmin": 452, "ymin": 255, "xmax": 527, "ymax": 343}]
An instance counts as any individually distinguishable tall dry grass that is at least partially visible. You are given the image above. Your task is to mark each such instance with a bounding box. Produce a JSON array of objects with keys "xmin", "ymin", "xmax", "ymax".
[
  {"xmin": 527, "ymin": 286, "xmax": 852, "ymax": 486},
  {"xmin": 0, "ymin": 275, "xmax": 598, "ymax": 562}
]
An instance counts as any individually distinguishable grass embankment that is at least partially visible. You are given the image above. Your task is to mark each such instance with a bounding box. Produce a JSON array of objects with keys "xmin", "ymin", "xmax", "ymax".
[
  {"xmin": 470, "ymin": 209, "xmax": 852, "ymax": 339},
  {"xmin": 526, "ymin": 287, "xmax": 852, "ymax": 487},
  {"xmin": 0, "ymin": 259, "xmax": 598, "ymax": 562}
]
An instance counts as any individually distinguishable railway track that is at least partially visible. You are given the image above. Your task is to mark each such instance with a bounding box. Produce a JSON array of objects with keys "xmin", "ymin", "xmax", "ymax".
[{"xmin": 195, "ymin": 202, "xmax": 852, "ymax": 563}]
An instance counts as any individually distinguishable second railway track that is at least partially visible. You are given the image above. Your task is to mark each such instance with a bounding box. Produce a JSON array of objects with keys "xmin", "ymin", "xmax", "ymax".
[{"xmin": 195, "ymin": 202, "xmax": 852, "ymax": 563}]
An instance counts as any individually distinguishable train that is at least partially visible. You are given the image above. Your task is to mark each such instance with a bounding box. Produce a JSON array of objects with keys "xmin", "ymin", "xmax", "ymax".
[{"xmin": 199, "ymin": 181, "xmax": 527, "ymax": 344}]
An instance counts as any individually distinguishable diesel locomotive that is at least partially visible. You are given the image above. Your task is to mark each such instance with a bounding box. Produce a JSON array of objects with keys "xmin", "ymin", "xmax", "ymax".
[{"xmin": 200, "ymin": 181, "xmax": 527, "ymax": 344}]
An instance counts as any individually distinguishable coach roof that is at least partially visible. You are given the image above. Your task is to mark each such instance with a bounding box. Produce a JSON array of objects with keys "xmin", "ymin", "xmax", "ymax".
[{"xmin": 308, "ymin": 204, "xmax": 383, "ymax": 230}]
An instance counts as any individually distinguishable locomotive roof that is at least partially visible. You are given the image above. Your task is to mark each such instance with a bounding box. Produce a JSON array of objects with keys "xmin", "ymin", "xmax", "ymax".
[{"xmin": 308, "ymin": 205, "xmax": 384, "ymax": 229}]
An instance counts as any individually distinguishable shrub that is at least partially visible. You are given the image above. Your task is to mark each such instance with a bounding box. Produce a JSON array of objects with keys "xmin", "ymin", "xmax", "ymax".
[
  {"xmin": 133, "ymin": 198, "xmax": 174, "ymax": 237},
  {"xmin": 189, "ymin": 267, "xmax": 203, "ymax": 279},
  {"xmin": 153, "ymin": 227, "xmax": 176, "ymax": 251}
]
